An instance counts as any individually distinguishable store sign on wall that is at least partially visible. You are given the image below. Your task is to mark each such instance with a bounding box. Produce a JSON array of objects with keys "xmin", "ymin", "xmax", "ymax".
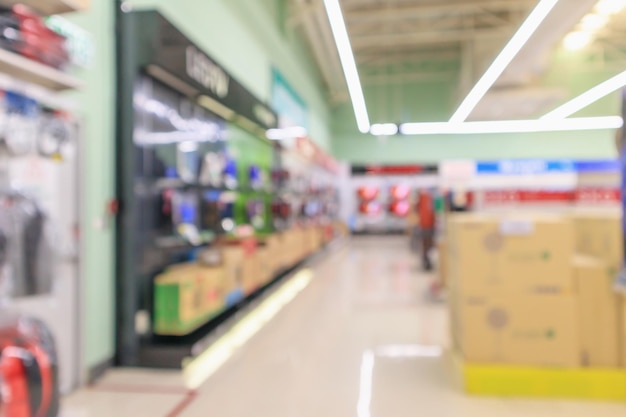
[
  {"xmin": 271, "ymin": 69, "xmax": 308, "ymax": 130},
  {"xmin": 185, "ymin": 46, "xmax": 230, "ymax": 98},
  {"xmin": 143, "ymin": 12, "xmax": 278, "ymax": 130},
  {"xmin": 476, "ymin": 159, "xmax": 576, "ymax": 175}
]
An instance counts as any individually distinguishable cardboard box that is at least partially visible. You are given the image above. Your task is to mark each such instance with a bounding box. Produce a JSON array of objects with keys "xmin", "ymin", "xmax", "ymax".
[
  {"xmin": 221, "ymin": 245, "xmax": 244, "ymax": 294},
  {"xmin": 620, "ymin": 297, "xmax": 626, "ymax": 367},
  {"xmin": 574, "ymin": 256, "xmax": 621, "ymax": 367},
  {"xmin": 455, "ymin": 293, "xmax": 580, "ymax": 367},
  {"xmin": 572, "ymin": 211, "xmax": 623, "ymax": 272},
  {"xmin": 447, "ymin": 213, "xmax": 574, "ymax": 295},
  {"xmin": 242, "ymin": 253, "xmax": 261, "ymax": 295},
  {"xmin": 438, "ymin": 239, "xmax": 447, "ymax": 288},
  {"xmin": 153, "ymin": 263, "xmax": 226, "ymax": 335}
]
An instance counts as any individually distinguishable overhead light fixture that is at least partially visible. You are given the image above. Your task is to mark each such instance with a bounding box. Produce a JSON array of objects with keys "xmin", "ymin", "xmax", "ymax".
[
  {"xmin": 369, "ymin": 123, "xmax": 398, "ymax": 136},
  {"xmin": 400, "ymin": 116, "xmax": 623, "ymax": 135},
  {"xmin": 563, "ymin": 31, "xmax": 593, "ymax": 50},
  {"xmin": 449, "ymin": 0, "xmax": 560, "ymax": 124},
  {"xmin": 542, "ymin": 71, "xmax": 626, "ymax": 120},
  {"xmin": 580, "ymin": 13, "xmax": 608, "ymax": 31},
  {"xmin": 595, "ymin": 0, "xmax": 626, "ymax": 16},
  {"xmin": 266, "ymin": 126, "xmax": 307, "ymax": 140},
  {"xmin": 324, "ymin": 0, "xmax": 370, "ymax": 134}
]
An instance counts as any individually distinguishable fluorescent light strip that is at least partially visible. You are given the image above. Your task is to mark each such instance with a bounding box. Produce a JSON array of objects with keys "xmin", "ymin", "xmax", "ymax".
[
  {"xmin": 183, "ymin": 269, "xmax": 313, "ymax": 389},
  {"xmin": 369, "ymin": 123, "xmax": 398, "ymax": 136},
  {"xmin": 542, "ymin": 71, "xmax": 626, "ymax": 120},
  {"xmin": 449, "ymin": 0, "xmax": 560, "ymax": 123},
  {"xmin": 400, "ymin": 116, "xmax": 623, "ymax": 135},
  {"xmin": 266, "ymin": 126, "xmax": 308, "ymax": 140},
  {"xmin": 324, "ymin": 0, "xmax": 370, "ymax": 133}
]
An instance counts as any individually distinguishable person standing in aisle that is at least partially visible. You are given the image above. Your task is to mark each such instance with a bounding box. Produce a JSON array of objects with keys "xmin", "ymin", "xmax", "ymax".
[{"xmin": 417, "ymin": 189, "xmax": 436, "ymax": 271}]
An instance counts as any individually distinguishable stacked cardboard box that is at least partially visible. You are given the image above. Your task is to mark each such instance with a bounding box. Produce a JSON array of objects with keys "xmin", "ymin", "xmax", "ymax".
[
  {"xmin": 153, "ymin": 264, "xmax": 227, "ymax": 335},
  {"xmin": 448, "ymin": 213, "xmax": 580, "ymax": 367},
  {"xmin": 571, "ymin": 211, "xmax": 624, "ymax": 367},
  {"xmin": 449, "ymin": 211, "xmax": 626, "ymax": 369},
  {"xmin": 574, "ymin": 256, "xmax": 621, "ymax": 367}
]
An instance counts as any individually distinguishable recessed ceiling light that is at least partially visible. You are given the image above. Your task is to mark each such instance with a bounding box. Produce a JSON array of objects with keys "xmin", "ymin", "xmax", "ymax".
[
  {"xmin": 563, "ymin": 31, "xmax": 593, "ymax": 50},
  {"xmin": 595, "ymin": 0, "xmax": 626, "ymax": 16},
  {"xmin": 580, "ymin": 13, "xmax": 608, "ymax": 31}
]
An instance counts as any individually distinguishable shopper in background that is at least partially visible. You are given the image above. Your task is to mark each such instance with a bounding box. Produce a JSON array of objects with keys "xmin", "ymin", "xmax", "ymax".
[{"xmin": 417, "ymin": 189, "xmax": 436, "ymax": 271}]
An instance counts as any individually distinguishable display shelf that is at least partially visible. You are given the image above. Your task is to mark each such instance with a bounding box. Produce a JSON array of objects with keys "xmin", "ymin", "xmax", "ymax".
[
  {"xmin": 0, "ymin": 48, "xmax": 82, "ymax": 91},
  {"xmin": 0, "ymin": 0, "xmax": 88, "ymax": 15},
  {"xmin": 154, "ymin": 231, "xmax": 216, "ymax": 249}
]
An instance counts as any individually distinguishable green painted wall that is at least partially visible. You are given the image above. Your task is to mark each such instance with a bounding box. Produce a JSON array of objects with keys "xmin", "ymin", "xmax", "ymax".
[
  {"xmin": 64, "ymin": 2, "xmax": 116, "ymax": 371},
  {"xmin": 333, "ymin": 54, "xmax": 621, "ymax": 163}
]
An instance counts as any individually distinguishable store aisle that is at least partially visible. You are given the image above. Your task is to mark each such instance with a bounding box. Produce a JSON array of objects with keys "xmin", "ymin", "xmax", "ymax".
[{"xmin": 63, "ymin": 237, "xmax": 626, "ymax": 417}]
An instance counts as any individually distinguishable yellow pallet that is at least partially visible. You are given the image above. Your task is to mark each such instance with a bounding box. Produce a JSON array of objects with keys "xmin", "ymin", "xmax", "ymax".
[{"xmin": 455, "ymin": 356, "xmax": 626, "ymax": 401}]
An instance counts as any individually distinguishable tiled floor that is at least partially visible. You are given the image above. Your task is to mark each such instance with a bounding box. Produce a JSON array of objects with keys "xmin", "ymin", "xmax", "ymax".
[{"xmin": 63, "ymin": 236, "xmax": 626, "ymax": 417}]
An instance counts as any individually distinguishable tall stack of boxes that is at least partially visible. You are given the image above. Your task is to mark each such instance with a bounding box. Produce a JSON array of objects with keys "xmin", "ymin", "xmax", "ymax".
[{"xmin": 447, "ymin": 211, "xmax": 624, "ymax": 369}]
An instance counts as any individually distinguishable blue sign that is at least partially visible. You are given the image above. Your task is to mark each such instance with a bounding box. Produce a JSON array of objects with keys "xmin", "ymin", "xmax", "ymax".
[
  {"xmin": 476, "ymin": 159, "xmax": 576, "ymax": 175},
  {"xmin": 574, "ymin": 159, "xmax": 620, "ymax": 173},
  {"xmin": 474, "ymin": 159, "xmax": 619, "ymax": 175}
]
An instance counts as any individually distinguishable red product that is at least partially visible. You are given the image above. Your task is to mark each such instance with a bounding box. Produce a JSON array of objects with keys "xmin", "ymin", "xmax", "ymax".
[
  {"xmin": 389, "ymin": 200, "xmax": 410, "ymax": 217},
  {"xmin": 0, "ymin": 317, "xmax": 59, "ymax": 417},
  {"xmin": 12, "ymin": 5, "xmax": 69, "ymax": 69},
  {"xmin": 357, "ymin": 186, "xmax": 380, "ymax": 201},
  {"xmin": 359, "ymin": 201, "xmax": 383, "ymax": 216},
  {"xmin": 389, "ymin": 185, "xmax": 410, "ymax": 201}
]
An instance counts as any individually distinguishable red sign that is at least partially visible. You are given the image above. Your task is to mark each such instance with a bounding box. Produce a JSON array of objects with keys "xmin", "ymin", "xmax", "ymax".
[{"xmin": 484, "ymin": 188, "xmax": 621, "ymax": 205}]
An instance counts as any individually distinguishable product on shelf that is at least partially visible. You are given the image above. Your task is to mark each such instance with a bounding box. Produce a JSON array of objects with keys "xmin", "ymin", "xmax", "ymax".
[
  {"xmin": 176, "ymin": 141, "xmax": 200, "ymax": 184},
  {"xmin": 0, "ymin": 316, "xmax": 60, "ymax": 417},
  {"xmin": 388, "ymin": 200, "xmax": 410, "ymax": 218},
  {"xmin": 222, "ymin": 156, "xmax": 238, "ymax": 190},
  {"xmin": 359, "ymin": 200, "xmax": 383, "ymax": 216},
  {"xmin": 0, "ymin": 191, "xmax": 54, "ymax": 298},
  {"xmin": 0, "ymin": 5, "xmax": 70, "ymax": 70},
  {"xmin": 37, "ymin": 109, "xmax": 74, "ymax": 159},
  {"xmin": 248, "ymin": 165, "xmax": 263, "ymax": 190},
  {"xmin": 199, "ymin": 151, "xmax": 225, "ymax": 187},
  {"xmin": 389, "ymin": 184, "xmax": 410, "ymax": 201},
  {"xmin": 357, "ymin": 186, "xmax": 380, "ymax": 202},
  {"xmin": 246, "ymin": 199, "xmax": 265, "ymax": 230}
]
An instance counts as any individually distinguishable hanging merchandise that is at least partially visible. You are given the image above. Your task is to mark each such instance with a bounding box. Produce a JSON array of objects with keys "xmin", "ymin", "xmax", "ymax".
[
  {"xmin": 171, "ymin": 191, "xmax": 201, "ymax": 246},
  {"xmin": 223, "ymin": 156, "xmax": 238, "ymax": 190},
  {"xmin": 176, "ymin": 142, "xmax": 200, "ymax": 184},
  {"xmin": 0, "ymin": 191, "xmax": 54, "ymax": 298},
  {"xmin": 200, "ymin": 190, "xmax": 223, "ymax": 232},
  {"xmin": 3, "ymin": 92, "xmax": 39, "ymax": 157},
  {"xmin": 246, "ymin": 199, "xmax": 265, "ymax": 229},
  {"xmin": 248, "ymin": 165, "xmax": 263, "ymax": 190},
  {"xmin": 199, "ymin": 151, "xmax": 224, "ymax": 188},
  {"xmin": 0, "ymin": 316, "xmax": 60, "ymax": 417},
  {"xmin": 37, "ymin": 110, "xmax": 74, "ymax": 160},
  {"xmin": 219, "ymin": 193, "xmax": 237, "ymax": 233}
]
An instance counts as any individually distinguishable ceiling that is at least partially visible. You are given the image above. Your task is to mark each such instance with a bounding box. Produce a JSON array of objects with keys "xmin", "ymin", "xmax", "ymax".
[{"xmin": 289, "ymin": 0, "xmax": 626, "ymax": 123}]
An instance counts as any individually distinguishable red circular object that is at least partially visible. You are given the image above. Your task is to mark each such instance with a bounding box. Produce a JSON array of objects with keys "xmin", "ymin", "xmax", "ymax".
[
  {"xmin": 390, "ymin": 185, "xmax": 411, "ymax": 201},
  {"xmin": 389, "ymin": 200, "xmax": 410, "ymax": 217},
  {"xmin": 359, "ymin": 201, "xmax": 383, "ymax": 216},
  {"xmin": 357, "ymin": 186, "xmax": 380, "ymax": 201}
]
